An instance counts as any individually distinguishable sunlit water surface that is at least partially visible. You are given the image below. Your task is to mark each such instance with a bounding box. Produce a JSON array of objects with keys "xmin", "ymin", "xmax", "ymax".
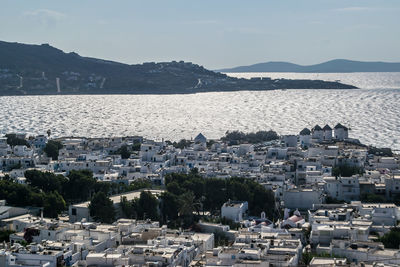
[{"xmin": 0, "ymin": 72, "xmax": 399, "ymax": 150}]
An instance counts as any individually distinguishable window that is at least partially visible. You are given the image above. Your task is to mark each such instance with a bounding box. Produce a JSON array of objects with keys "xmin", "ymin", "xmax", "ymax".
[{"xmin": 71, "ymin": 208, "xmax": 77, "ymax": 216}]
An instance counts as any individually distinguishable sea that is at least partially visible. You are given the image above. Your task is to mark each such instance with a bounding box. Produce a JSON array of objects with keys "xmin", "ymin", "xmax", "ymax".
[{"xmin": 0, "ymin": 72, "xmax": 399, "ymax": 150}]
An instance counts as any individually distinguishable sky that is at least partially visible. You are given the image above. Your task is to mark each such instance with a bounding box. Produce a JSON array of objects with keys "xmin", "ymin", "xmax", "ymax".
[{"xmin": 0, "ymin": 0, "xmax": 399, "ymax": 69}]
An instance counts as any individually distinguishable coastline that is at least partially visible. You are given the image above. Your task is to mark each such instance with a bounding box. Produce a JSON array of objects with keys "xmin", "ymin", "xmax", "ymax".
[{"xmin": 0, "ymin": 86, "xmax": 358, "ymax": 97}]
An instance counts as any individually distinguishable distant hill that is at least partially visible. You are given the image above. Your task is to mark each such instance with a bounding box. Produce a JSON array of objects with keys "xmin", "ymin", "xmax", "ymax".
[
  {"xmin": 0, "ymin": 41, "xmax": 356, "ymax": 95},
  {"xmin": 217, "ymin": 59, "xmax": 400, "ymax": 73}
]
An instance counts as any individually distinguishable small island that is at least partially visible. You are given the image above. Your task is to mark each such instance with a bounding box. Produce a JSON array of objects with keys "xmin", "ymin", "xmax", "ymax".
[{"xmin": 0, "ymin": 41, "xmax": 357, "ymax": 96}]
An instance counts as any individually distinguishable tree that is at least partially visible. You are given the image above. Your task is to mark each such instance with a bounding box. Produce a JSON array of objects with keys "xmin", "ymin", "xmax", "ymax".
[
  {"xmin": 43, "ymin": 191, "xmax": 66, "ymax": 218},
  {"xmin": 179, "ymin": 191, "xmax": 195, "ymax": 217},
  {"xmin": 379, "ymin": 228, "xmax": 400, "ymax": 249},
  {"xmin": 117, "ymin": 145, "xmax": 131, "ymax": 159},
  {"xmin": 160, "ymin": 192, "xmax": 180, "ymax": 222},
  {"xmin": 5, "ymin": 134, "xmax": 29, "ymax": 147},
  {"xmin": 0, "ymin": 230, "xmax": 14, "ymax": 242},
  {"xmin": 44, "ymin": 140, "xmax": 63, "ymax": 160},
  {"xmin": 89, "ymin": 192, "xmax": 115, "ymax": 224},
  {"xmin": 178, "ymin": 191, "xmax": 197, "ymax": 227},
  {"xmin": 164, "ymin": 173, "xmax": 277, "ymax": 221},
  {"xmin": 120, "ymin": 196, "xmax": 136, "ymax": 219},
  {"xmin": 173, "ymin": 139, "xmax": 192, "ymax": 149},
  {"xmin": 361, "ymin": 193, "xmax": 386, "ymax": 203},
  {"xmin": 368, "ymin": 146, "xmax": 393, "ymax": 157},
  {"xmin": 25, "ymin": 170, "xmax": 67, "ymax": 193},
  {"xmin": 325, "ymin": 196, "xmax": 346, "ymax": 204},
  {"xmin": 128, "ymin": 179, "xmax": 151, "ymax": 191},
  {"xmin": 137, "ymin": 191, "xmax": 159, "ymax": 220},
  {"xmin": 132, "ymin": 142, "xmax": 141, "ymax": 151},
  {"xmin": 0, "ymin": 180, "xmax": 44, "ymax": 207},
  {"xmin": 64, "ymin": 170, "xmax": 97, "ymax": 203},
  {"xmin": 221, "ymin": 130, "xmax": 279, "ymax": 144},
  {"xmin": 332, "ymin": 164, "xmax": 363, "ymax": 177}
]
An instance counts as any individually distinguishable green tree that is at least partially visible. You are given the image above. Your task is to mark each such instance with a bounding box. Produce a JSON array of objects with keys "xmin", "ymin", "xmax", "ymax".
[
  {"xmin": 0, "ymin": 180, "xmax": 43, "ymax": 207},
  {"xmin": 117, "ymin": 145, "xmax": 131, "ymax": 159},
  {"xmin": 25, "ymin": 170, "xmax": 68, "ymax": 193},
  {"xmin": 120, "ymin": 196, "xmax": 136, "ymax": 219},
  {"xmin": 0, "ymin": 230, "xmax": 15, "ymax": 242},
  {"xmin": 5, "ymin": 134, "xmax": 29, "ymax": 147},
  {"xmin": 332, "ymin": 164, "xmax": 363, "ymax": 177},
  {"xmin": 43, "ymin": 191, "xmax": 66, "ymax": 218},
  {"xmin": 221, "ymin": 130, "xmax": 279, "ymax": 144},
  {"xmin": 64, "ymin": 170, "xmax": 97, "ymax": 203},
  {"xmin": 368, "ymin": 146, "xmax": 393, "ymax": 157},
  {"xmin": 178, "ymin": 191, "xmax": 197, "ymax": 227},
  {"xmin": 160, "ymin": 191, "xmax": 180, "ymax": 222},
  {"xmin": 164, "ymin": 173, "xmax": 277, "ymax": 221},
  {"xmin": 89, "ymin": 192, "xmax": 115, "ymax": 224},
  {"xmin": 361, "ymin": 193, "xmax": 386, "ymax": 203},
  {"xmin": 132, "ymin": 142, "xmax": 141, "ymax": 151},
  {"xmin": 172, "ymin": 139, "xmax": 192, "ymax": 149},
  {"xmin": 379, "ymin": 228, "xmax": 400, "ymax": 249},
  {"xmin": 137, "ymin": 191, "xmax": 159, "ymax": 220},
  {"xmin": 325, "ymin": 196, "xmax": 346, "ymax": 204},
  {"xmin": 128, "ymin": 179, "xmax": 152, "ymax": 191},
  {"xmin": 44, "ymin": 140, "xmax": 63, "ymax": 160}
]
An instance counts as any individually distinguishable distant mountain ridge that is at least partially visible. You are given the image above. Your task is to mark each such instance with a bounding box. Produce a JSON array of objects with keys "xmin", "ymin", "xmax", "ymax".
[
  {"xmin": 217, "ymin": 59, "xmax": 400, "ymax": 73},
  {"xmin": 0, "ymin": 41, "xmax": 356, "ymax": 95}
]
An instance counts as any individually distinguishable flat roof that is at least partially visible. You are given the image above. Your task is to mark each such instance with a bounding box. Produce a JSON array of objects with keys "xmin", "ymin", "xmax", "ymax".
[
  {"xmin": 72, "ymin": 189, "xmax": 164, "ymax": 208},
  {"xmin": 310, "ymin": 257, "xmax": 346, "ymax": 265}
]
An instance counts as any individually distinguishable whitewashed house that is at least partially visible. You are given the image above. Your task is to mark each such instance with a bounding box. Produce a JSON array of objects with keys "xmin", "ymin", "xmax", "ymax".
[{"xmin": 221, "ymin": 200, "xmax": 248, "ymax": 222}]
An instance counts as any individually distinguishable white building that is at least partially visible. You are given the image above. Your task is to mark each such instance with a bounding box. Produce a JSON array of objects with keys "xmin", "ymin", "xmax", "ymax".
[
  {"xmin": 221, "ymin": 200, "xmax": 248, "ymax": 222},
  {"xmin": 283, "ymin": 135, "xmax": 297, "ymax": 148},
  {"xmin": 283, "ymin": 188, "xmax": 324, "ymax": 210},
  {"xmin": 324, "ymin": 175, "xmax": 360, "ymax": 202}
]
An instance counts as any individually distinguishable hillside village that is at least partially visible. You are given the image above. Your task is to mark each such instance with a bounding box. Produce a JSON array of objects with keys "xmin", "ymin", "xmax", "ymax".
[{"xmin": 0, "ymin": 124, "xmax": 400, "ymax": 266}]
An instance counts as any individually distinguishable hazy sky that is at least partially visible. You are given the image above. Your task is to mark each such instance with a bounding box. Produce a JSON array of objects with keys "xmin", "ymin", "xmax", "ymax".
[{"xmin": 1, "ymin": 0, "xmax": 399, "ymax": 69}]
